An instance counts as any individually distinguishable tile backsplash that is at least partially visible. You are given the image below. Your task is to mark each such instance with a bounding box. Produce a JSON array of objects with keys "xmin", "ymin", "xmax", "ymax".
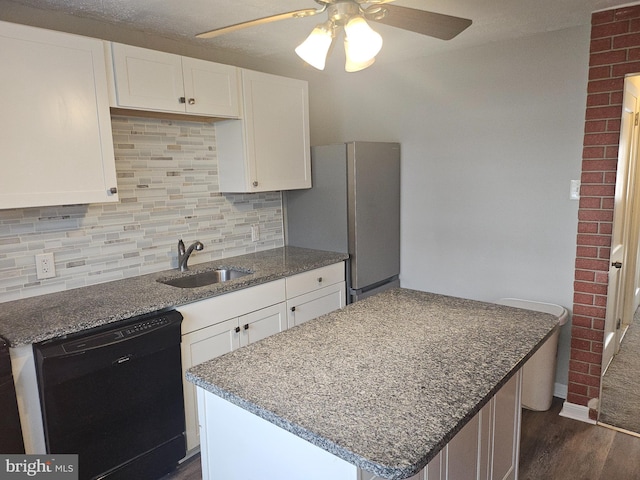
[{"xmin": 0, "ymin": 115, "xmax": 284, "ymax": 302}]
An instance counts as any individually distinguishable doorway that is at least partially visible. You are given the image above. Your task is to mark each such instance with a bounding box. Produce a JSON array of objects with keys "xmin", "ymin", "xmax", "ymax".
[{"xmin": 598, "ymin": 73, "xmax": 640, "ymax": 434}]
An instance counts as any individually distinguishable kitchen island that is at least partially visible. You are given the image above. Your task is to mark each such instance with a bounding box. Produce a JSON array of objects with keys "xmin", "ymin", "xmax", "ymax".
[{"xmin": 186, "ymin": 288, "xmax": 560, "ymax": 480}]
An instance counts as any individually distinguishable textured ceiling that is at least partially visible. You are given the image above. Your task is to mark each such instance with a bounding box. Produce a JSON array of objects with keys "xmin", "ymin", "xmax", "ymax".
[{"xmin": 2, "ymin": 0, "xmax": 633, "ymax": 66}]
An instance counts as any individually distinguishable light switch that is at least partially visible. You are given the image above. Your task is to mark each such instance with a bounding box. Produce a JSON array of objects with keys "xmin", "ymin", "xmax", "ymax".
[{"xmin": 570, "ymin": 180, "xmax": 580, "ymax": 200}]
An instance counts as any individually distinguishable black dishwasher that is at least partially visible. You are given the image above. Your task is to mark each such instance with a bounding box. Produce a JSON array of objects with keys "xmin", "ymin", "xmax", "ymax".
[{"xmin": 33, "ymin": 310, "xmax": 185, "ymax": 480}]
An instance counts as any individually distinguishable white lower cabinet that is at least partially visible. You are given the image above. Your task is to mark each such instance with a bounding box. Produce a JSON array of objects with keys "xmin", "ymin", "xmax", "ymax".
[
  {"xmin": 179, "ymin": 280, "xmax": 286, "ymax": 453},
  {"xmin": 359, "ymin": 371, "xmax": 522, "ymax": 480},
  {"xmin": 180, "ymin": 262, "xmax": 345, "ymax": 454},
  {"xmin": 286, "ymin": 263, "xmax": 346, "ymax": 328}
]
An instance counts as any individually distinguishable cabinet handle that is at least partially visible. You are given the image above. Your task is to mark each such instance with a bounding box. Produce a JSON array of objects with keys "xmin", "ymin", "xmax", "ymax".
[
  {"xmin": 291, "ymin": 306, "xmax": 296, "ymax": 312},
  {"xmin": 252, "ymin": 181, "xmax": 259, "ymax": 187},
  {"xmin": 108, "ymin": 187, "xmax": 118, "ymax": 195},
  {"xmin": 188, "ymin": 98, "xmax": 196, "ymax": 105},
  {"xmin": 234, "ymin": 326, "xmax": 241, "ymax": 333},
  {"xmin": 317, "ymin": 277, "xmax": 323, "ymax": 283},
  {"xmin": 243, "ymin": 324, "xmax": 249, "ymax": 330},
  {"xmin": 179, "ymin": 97, "xmax": 186, "ymax": 104},
  {"xmin": 612, "ymin": 261, "xmax": 623, "ymax": 268}
]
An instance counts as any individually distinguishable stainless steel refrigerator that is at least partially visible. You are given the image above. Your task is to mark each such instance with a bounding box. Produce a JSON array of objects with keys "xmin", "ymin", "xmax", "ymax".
[{"xmin": 285, "ymin": 141, "xmax": 400, "ymax": 303}]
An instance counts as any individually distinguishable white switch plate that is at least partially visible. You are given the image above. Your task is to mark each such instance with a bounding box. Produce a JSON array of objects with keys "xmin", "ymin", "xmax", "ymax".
[
  {"xmin": 251, "ymin": 225, "xmax": 260, "ymax": 242},
  {"xmin": 570, "ymin": 179, "xmax": 581, "ymax": 200},
  {"xmin": 36, "ymin": 252, "xmax": 56, "ymax": 279}
]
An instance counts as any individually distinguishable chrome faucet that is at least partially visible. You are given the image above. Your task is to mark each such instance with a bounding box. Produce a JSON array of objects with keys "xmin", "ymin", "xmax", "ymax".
[{"xmin": 178, "ymin": 239, "xmax": 204, "ymax": 272}]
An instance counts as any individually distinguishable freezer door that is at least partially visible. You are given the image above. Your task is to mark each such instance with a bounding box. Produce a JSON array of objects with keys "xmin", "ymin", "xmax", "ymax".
[
  {"xmin": 285, "ymin": 144, "xmax": 349, "ymax": 253},
  {"xmin": 347, "ymin": 141, "xmax": 400, "ymax": 290}
]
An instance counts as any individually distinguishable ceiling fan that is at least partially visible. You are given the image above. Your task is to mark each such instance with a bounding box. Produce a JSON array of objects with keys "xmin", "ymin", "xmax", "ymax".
[{"xmin": 196, "ymin": 0, "xmax": 472, "ymax": 72}]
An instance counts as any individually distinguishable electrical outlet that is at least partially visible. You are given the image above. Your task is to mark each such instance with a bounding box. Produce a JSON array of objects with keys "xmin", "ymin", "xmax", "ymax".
[
  {"xmin": 251, "ymin": 225, "xmax": 260, "ymax": 242},
  {"xmin": 36, "ymin": 252, "xmax": 56, "ymax": 280}
]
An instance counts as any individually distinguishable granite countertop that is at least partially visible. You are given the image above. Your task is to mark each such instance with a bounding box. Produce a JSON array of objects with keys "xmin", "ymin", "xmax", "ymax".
[
  {"xmin": 0, "ymin": 246, "xmax": 348, "ymax": 347},
  {"xmin": 186, "ymin": 288, "xmax": 560, "ymax": 480}
]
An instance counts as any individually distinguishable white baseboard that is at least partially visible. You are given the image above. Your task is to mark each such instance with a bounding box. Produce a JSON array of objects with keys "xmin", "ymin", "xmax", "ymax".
[
  {"xmin": 559, "ymin": 400, "xmax": 596, "ymax": 424},
  {"xmin": 554, "ymin": 382, "xmax": 568, "ymax": 399}
]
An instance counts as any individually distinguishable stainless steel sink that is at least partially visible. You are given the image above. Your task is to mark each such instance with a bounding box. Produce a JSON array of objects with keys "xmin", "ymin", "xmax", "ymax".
[{"xmin": 158, "ymin": 269, "xmax": 251, "ymax": 288}]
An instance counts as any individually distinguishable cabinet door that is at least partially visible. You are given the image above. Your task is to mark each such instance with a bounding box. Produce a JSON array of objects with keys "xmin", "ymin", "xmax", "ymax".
[
  {"xmin": 243, "ymin": 69, "xmax": 311, "ymax": 191},
  {"xmin": 182, "ymin": 57, "xmax": 239, "ymax": 117},
  {"xmin": 239, "ymin": 303, "xmax": 287, "ymax": 347},
  {"xmin": 425, "ymin": 451, "xmax": 443, "ymax": 480},
  {"xmin": 490, "ymin": 373, "xmax": 521, "ymax": 480},
  {"xmin": 446, "ymin": 413, "xmax": 480, "ymax": 480},
  {"xmin": 181, "ymin": 318, "xmax": 239, "ymax": 452},
  {"xmin": 111, "ymin": 43, "xmax": 185, "ymax": 112},
  {"xmin": 0, "ymin": 21, "xmax": 117, "ymax": 209},
  {"xmin": 287, "ymin": 283, "xmax": 345, "ymax": 329},
  {"xmin": 216, "ymin": 69, "xmax": 311, "ymax": 192}
]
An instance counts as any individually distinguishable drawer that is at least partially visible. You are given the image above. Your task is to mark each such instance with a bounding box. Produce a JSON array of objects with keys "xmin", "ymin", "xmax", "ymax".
[
  {"xmin": 179, "ymin": 279, "xmax": 286, "ymax": 334},
  {"xmin": 285, "ymin": 262, "xmax": 345, "ymax": 299}
]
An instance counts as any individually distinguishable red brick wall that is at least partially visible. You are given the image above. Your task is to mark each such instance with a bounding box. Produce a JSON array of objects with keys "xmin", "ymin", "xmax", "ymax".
[{"xmin": 569, "ymin": 5, "xmax": 640, "ymax": 407}]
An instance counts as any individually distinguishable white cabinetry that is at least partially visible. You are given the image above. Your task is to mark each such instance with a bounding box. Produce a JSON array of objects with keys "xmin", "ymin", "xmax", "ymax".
[
  {"xmin": 216, "ymin": 69, "xmax": 311, "ymax": 192},
  {"xmin": 108, "ymin": 43, "xmax": 239, "ymax": 118},
  {"xmin": 286, "ymin": 263, "xmax": 346, "ymax": 328},
  {"xmin": 180, "ymin": 263, "xmax": 345, "ymax": 454},
  {"xmin": 361, "ymin": 372, "xmax": 522, "ymax": 480},
  {"xmin": 179, "ymin": 280, "xmax": 286, "ymax": 453},
  {"xmin": 197, "ymin": 371, "xmax": 522, "ymax": 480},
  {"xmin": 0, "ymin": 20, "xmax": 118, "ymax": 210}
]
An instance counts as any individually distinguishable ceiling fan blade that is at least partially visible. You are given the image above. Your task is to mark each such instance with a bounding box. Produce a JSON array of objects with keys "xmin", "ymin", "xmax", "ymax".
[
  {"xmin": 197, "ymin": 8, "xmax": 324, "ymax": 39},
  {"xmin": 370, "ymin": 5, "xmax": 472, "ymax": 41}
]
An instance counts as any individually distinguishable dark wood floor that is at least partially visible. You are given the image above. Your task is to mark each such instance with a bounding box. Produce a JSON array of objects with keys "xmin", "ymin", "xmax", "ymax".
[
  {"xmin": 520, "ymin": 397, "xmax": 640, "ymax": 479},
  {"xmin": 163, "ymin": 397, "xmax": 640, "ymax": 480}
]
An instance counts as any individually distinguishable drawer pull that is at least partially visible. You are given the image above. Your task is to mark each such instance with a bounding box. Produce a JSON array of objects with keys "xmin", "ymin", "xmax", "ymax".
[
  {"xmin": 291, "ymin": 306, "xmax": 296, "ymax": 312},
  {"xmin": 243, "ymin": 324, "xmax": 249, "ymax": 330},
  {"xmin": 234, "ymin": 326, "xmax": 241, "ymax": 333},
  {"xmin": 317, "ymin": 277, "xmax": 323, "ymax": 283}
]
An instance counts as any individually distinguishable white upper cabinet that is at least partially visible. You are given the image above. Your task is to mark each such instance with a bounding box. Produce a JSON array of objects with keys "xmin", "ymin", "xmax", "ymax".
[
  {"xmin": 108, "ymin": 43, "xmax": 240, "ymax": 118},
  {"xmin": 0, "ymin": 21, "xmax": 118, "ymax": 210},
  {"xmin": 216, "ymin": 69, "xmax": 311, "ymax": 192}
]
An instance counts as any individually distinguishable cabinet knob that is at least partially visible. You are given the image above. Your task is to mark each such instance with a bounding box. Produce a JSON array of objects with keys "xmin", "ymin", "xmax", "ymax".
[
  {"xmin": 179, "ymin": 97, "xmax": 186, "ymax": 104},
  {"xmin": 188, "ymin": 98, "xmax": 196, "ymax": 105},
  {"xmin": 243, "ymin": 324, "xmax": 249, "ymax": 330},
  {"xmin": 317, "ymin": 277, "xmax": 323, "ymax": 283},
  {"xmin": 234, "ymin": 326, "xmax": 241, "ymax": 333},
  {"xmin": 108, "ymin": 187, "xmax": 118, "ymax": 195},
  {"xmin": 252, "ymin": 181, "xmax": 259, "ymax": 187},
  {"xmin": 291, "ymin": 306, "xmax": 296, "ymax": 312}
]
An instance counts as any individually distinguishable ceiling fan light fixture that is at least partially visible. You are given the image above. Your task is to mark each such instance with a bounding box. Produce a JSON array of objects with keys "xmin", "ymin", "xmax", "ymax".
[
  {"xmin": 344, "ymin": 51, "xmax": 375, "ymax": 73},
  {"xmin": 343, "ymin": 15, "xmax": 383, "ymax": 64},
  {"xmin": 295, "ymin": 21, "xmax": 334, "ymax": 70}
]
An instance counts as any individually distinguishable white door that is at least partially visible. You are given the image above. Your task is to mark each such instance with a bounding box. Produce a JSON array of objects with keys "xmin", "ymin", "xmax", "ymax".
[
  {"xmin": 239, "ymin": 303, "xmax": 287, "ymax": 346},
  {"xmin": 111, "ymin": 43, "xmax": 185, "ymax": 112},
  {"xmin": 181, "ymin": 57, "xmax": 239, "ymax": 117},
  {"xmin": 445, "ymin": 413, "xmax": 480, "ymax": 480},
  {"xmin": 604, "ymin": 82, "xmax": 639, "ymax": 372},
  {"xmin": 181, "ymin": 318, "xmax": 239, "ymax": 451},
  {"xmin": 287, "ymin": 283, "xmax": 345, "ymax": 329},
  {"xmin": 242, "ymin": 69, "xmax": 311, "ymax": 191}
]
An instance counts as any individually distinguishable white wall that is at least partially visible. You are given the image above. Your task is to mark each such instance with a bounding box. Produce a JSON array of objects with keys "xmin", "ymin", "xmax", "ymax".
[
  {"xmin": 0, "ymin": 1, "xmax": 590, "ymax": 389},
  {"xmin": 302, "ymin": 25, "xmax": 591, "ymax": 389}
]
